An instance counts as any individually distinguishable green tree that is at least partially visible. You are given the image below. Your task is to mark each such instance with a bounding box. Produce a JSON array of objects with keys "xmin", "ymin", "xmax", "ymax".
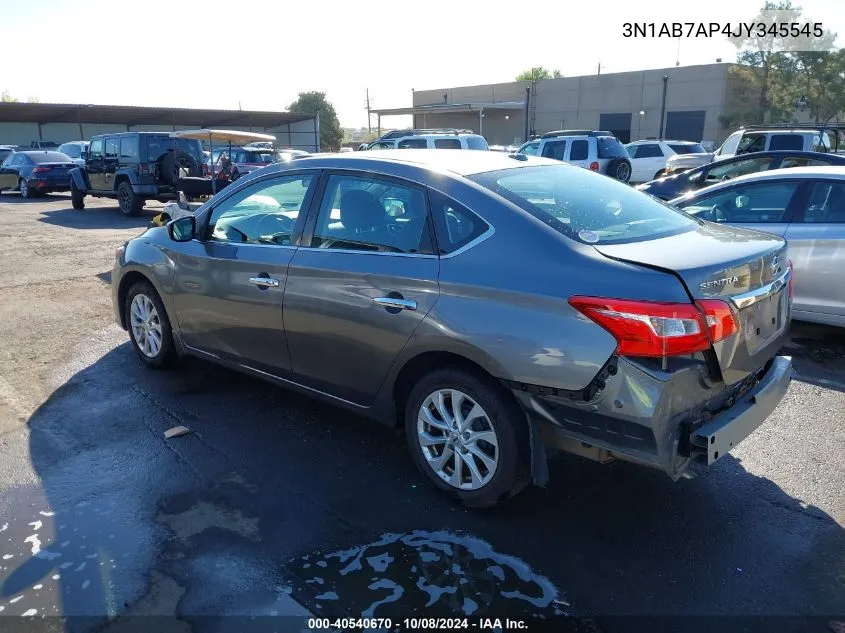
[
  {"xmin": 287, "ymin": 91, "xmax": 342, "ymax": 152},
  {"xmin": 1, "ymin": 91, "xmax": 19, "ymax": 103},
  {"xmin": 515, "ymin": 67, "xmax": 562, "ymax": 81},
  {"xmin": 789, "ymin": 48, "xmax": 845, "ymax": 123}
]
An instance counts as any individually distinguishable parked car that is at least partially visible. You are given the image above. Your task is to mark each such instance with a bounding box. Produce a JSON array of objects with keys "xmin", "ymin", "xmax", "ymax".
[
  {"xmin": 29, "ymin": 140, "xmax": 60, "ymax": 150},
  {"xmin": 671, "ymin": 165, "xmax": 844, "ymax": 327},
  {"xmin": 276, "ymin": 149, "xmax": 310, "ymax": 162},
  {"xmin": 638, "ymin": 151, "xmax": 845, "ymax": 200},
  {"xmin": 663, "ymin": 124, "xmax": 845, "ymax": 176},
  {"xmin": 112, "ymin": 150, "xmax": 792, "ymax": 506},
  {"xmin": 624, "ymin": 140, "xmax": 706, "ymax": 182},
  {"xmin": 209, "ymin": 146, "xmax": 276, "ymax": 179},
  {"xmin": 367, "ymin": 131, "xmax": 489, "ymax": 151},
  {"xmin": 517, "ymin": 130, "xmax": 632, "ymax": 182},
  {"xmin": 69, "ymin": 132, "xmax": 204, "ymax": 215},
  {"xmin": 57, "ymin": 141, "xmax": 90, "ymax": 166},
  {"xmin": 0, "ymin": 150, "xmax": 75, "ymax": 198}
]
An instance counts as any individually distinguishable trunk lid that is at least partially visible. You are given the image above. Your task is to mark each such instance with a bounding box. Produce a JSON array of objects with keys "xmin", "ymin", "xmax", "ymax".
[{"xmin": 593, "ymin": 222, "xmax": 790, "ymax": 385}]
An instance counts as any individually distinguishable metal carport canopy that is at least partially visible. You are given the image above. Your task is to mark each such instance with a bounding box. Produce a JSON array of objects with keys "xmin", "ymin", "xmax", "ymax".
[{"xmin": 369, "ymin": 101, "xmax": 525, "ymax": 136}]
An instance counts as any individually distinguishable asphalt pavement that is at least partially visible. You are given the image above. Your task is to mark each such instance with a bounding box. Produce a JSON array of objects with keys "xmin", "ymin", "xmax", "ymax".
[{"xmin": 0, "ymin": 192, "xmax": 842, "ymax": 633}]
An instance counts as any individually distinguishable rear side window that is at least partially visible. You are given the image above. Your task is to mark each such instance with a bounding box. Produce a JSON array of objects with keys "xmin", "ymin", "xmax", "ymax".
[
  {"xmin": 633, "ymin": 144, "xmax": 663, "ymax": 158},
  {"xmin": 471, "ymin": 165, "xmax": 696, "ymax": 245},
  {"xmin": 569, "ymin": 140, "xmax": 589, "ymax": 160},
  {"xmin": 434, "ymin": 138, "xmax": 461, "ymax": 149},
  {"xmin": 804, "ymin": 181, "xmax": 845, "ymax": 223},
  {"xmin": 768, "ymin": 134, "xmax": 803, "ymax": 151},
  {"xmin": 428, "ymin": 189, "xmax": 488, "ymax": 254},
  {"xmin": 465, "ymin": 136, "xmax": 489, "ymax": 150},
  {"xmin": 779, "ymin": 156, "xmax": 836, "ymax": 169},
  {"xmin": 596, "ymin": 137, "xmax": 627, "ymax": 159},
  {"xmin": 105, "ymin": 138, "xmax": 118, "ymax": 159},
  {"xmin": 541, "ymin": 140, "xmax": 567, "ymax": 161},
  {"xmin": 668, "ymin": 143, "xmax": 705, "ymax": 154},
  {"xmin": 397, "ymin": 138, "xmax": 428, "ymax": 149},
  {"xmin": 120, "ymin": 136, "xmax": 139, "ymax": 160}
]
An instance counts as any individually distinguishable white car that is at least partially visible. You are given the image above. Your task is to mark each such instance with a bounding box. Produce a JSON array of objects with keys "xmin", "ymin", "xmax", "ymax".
[{"xmin": 624, "ymin": 140, "xmax": 705, "ymax": 183}]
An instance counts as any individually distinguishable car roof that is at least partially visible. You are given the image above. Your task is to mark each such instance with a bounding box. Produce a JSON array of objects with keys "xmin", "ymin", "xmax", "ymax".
[
  {"xmin": 629, "ymin": 139, "xmax": 699, "ymax": 144},
  {"xmin": 59, "ymin": 141, "xmax": 88, "ymax": 145},
  {"xmin": 274, "ymin": 149, "xmax": 563, "ymax": 176}
]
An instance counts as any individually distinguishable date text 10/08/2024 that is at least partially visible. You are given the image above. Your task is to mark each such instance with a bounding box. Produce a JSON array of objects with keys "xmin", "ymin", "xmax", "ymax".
[
  {"xmin": 623, "ymin": 22, "xmax": 824, "ymax": 38},
  {"xmin": 307, "ymin": 617, "xmax": 530, "ymax": 630}
]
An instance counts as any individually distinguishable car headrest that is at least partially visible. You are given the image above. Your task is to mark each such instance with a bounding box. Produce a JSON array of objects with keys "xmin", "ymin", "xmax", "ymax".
[{"xmin": 340, "ymin": 189, "xmax": 384, "ymax": 232}]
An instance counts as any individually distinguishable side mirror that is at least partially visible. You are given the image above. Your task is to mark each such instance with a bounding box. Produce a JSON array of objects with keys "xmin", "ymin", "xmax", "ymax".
[{"xmin": 168, "ymin": 216, "xmax": 195, "ymax": 242}]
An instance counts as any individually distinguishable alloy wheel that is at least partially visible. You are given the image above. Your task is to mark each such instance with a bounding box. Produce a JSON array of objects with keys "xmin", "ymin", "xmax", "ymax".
[
  {"xmin": 130, "ymin": 293, "xmax": 163, "ymax": 358},
  {"xmin": 19, "ymin": 180, "xmax": 28, "ymax": 198},
  {"xmin": 417, "ymin": 389, "xmax": 499, "ymax": 490}
]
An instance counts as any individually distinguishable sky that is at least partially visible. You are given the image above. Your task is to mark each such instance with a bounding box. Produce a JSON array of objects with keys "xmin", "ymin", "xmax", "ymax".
[{"xmin": 2, "ymin": 0, "xmax": 844, "ymax": 129}]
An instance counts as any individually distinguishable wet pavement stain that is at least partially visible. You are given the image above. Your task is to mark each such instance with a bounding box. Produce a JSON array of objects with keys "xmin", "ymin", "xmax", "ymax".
[{"xmin": 283, "ymin": 531, "xmax": 596, "ymax": 631}]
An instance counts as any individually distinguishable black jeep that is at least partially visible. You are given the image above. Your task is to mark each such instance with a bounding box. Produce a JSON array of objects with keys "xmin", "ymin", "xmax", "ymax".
[{"xmin": 69, "ymin": 132, "xmax": 203, "ymax": 215}]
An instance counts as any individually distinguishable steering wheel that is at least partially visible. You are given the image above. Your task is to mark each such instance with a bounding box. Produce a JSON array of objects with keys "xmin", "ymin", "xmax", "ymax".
[{"xmin": 254, "ymin": 213, "xmax": 295, "ymax": 241}]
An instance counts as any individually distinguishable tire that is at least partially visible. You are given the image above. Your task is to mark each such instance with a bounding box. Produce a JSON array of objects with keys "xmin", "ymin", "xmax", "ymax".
[
  {"xmin": 71, "ymin": 181, "xmax": 85, "ymax": 209},
  {"xmin": 654, "ymin": 169, "xmax": 665, "ymax": 180},
  {"xmin": 405, "ymin": 367, "xmax": 530, "ymax": 508},
  {"xmin": 607, "ymin": 158, "xmax": 632, "ymax": 183},
  {"xmin": 19, "ymin": 179, "xmax": 32, "ymax": 199},
  {"xmin": 125, "ymin": 281, "xmax": 176, "ymax": 369},
  {"xmin": 117, "ymin": 181, "xmax": 143, "ymax": 216}
]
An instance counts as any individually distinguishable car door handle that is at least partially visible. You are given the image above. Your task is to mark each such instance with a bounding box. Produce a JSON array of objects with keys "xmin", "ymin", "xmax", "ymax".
[
  {"xmin": 248, "ymin": 276, "xmax": 280, "ymax": 288},
  {"xmin": 374, "ymin": 297, "xmax": 417, "ymax": 311}
]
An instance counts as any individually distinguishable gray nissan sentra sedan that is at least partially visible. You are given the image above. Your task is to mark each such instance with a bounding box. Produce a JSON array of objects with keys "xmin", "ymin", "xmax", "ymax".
[{"xmin": 112, "ymin": 150, "xmax": 793, "ymax": 507}]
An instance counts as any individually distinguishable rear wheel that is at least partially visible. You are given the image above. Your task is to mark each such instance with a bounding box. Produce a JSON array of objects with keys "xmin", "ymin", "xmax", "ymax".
[
  {"xmin": 71, "ymin": 181, "xmax": 85, "ymax": 209},
  {"xmin": 654, "ymin": 169, "xmax": 665, "ymax": 180},
  {"xmin": 19, "ymin": 179, "xmax": 32, "ymax": 199},
  {"xmin": 405, "ymin": 367, "xmax": 529, "ymax": 508},
  {"xmin": 117, "ymin": 181, "xmax": 143, "ymax": 216},
  {"xmin": 125, "ymin": 281, "xmax": 176, "ymax": 368}
]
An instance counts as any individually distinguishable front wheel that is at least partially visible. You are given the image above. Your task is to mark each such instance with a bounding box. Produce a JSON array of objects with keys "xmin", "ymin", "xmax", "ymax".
[
  {"xmin": 125, "ymin": 281, "xmax": 176, "ymax": 368},
  {"xmin": 405, "ymin": 368, "xmax": 529, "ymax": 508},
  {"xmin": 117, "ymin": 181, "xmax": 143, "ymax": 216},
  {"xmin": 71, "ymin": 181, "xmax": 85, "ymax": 209}
]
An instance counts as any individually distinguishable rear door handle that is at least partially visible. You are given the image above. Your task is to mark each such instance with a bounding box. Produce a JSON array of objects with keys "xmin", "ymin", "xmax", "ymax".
[
  {"xmin": 374, "ymin": 297, "xmax": 417, "ymax": 311},
  {"xmin": 248, "ymin": 276, "xmax": 280, "ymax": 288}
]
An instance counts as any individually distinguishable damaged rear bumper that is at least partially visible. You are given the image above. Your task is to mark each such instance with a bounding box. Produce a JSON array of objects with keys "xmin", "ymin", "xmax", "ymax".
[{"xmin": 510, "ymin": 354, "xmax": 793, "ymax": 480}]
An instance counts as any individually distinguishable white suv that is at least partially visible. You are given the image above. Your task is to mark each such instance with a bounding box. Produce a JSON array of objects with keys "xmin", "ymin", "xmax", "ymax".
[
  {"xmin": 368, "ymin": 130, "xmax": 489, "ymax": 151},
  {"xmin": 624, "ymin": 140, "xmax": 705, "ymax": 183},
  {"xmin": 517, "ymin": 131, "xmax": 632, "ymax": 182}
]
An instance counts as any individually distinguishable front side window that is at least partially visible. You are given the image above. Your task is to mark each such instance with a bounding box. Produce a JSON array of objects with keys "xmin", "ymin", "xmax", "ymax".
[
  {"xmin": 104, "ymin": 138, "xmax": 119, "ymax": 159},
  {"xmin": 803, "ymin": 181, "xmax": 845, "ymax": 223},
  {"xmin": 703, "ymin": 156, "xmax": 773, "ymax": 184},
  {"xmin": 434, "ymin": 138, "xmax": 461, "ymax": 149},
  {"xmin": 736, "ymin": 133, "xmax": 765, "ymax": 155},
  {"xmin": 678, "ymin": 181, "xmax": 800, "ymax": 223},
  {"xmin": 634, "ymin": 144, "xmax": 663, "ymax": 158},
  {"xmin": 519, "ymin": 141, "xmax": 540, "ymax": 156},
  {"xmin": 89, "ymin": 139, "xmax": 104, "ymax": 160},
  {"xmin": 397, "ymin": 138, "xmax": 428, "ymax": 149},
  {"xmin": 310, "ymin": 174, "xmax": 431, "ymax": 254},
  {"xmin": 205, "ymin": 174, "xmax": 314, "ymax": 245},
  {"xmin": 779, "ymin": 156, "xmax": 835, "ymax": 169},
  {"xmin": 369, "ymin": 141, "xmax": 394, "ymax": 150},
  {"xmin": 465, "ymin": 136, "xmax": 489, "ymax": 150},
  {"xmin": 471, "ymin": 165, "xmax": 697, "ymax": 245}
]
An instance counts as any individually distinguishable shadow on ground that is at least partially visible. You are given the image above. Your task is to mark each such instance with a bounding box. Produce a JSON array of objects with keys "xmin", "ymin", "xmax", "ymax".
[
  {"xmin": 0, "ymin": 192, "xmax": 72, "ymax": 204},
  {"xmin": 0, "ymin": 341, "xmax": 842, "ymax": 632},
  {"xmin": 38, "ymin": 206, "xmax": 158, "ymax": 230}
]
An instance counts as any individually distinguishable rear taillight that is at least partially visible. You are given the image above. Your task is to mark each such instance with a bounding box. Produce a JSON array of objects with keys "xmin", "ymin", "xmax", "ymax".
[
  {"xmin": 569, "ymin": 296, "xmax": 737, "ymax": 358},
  {"xmin": 787, "ymin": 258, "xmax": 793, "ymax": 300},
  {"xmin": 138, "ymin": 164, "xmax": 150, "ymax": 176},
  {"xmin": 32, "ymin": 166, "xmax": 50, "ymax": 173},
  {"xmin": 589, "ymin": 161, "xmax": 600, "ymax": 171}
]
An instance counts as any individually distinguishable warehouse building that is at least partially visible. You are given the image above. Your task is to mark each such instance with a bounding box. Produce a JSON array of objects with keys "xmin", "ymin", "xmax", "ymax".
[
  {"xmin": 0, "ymin": 103, "xmax": 320, "ymax": 150},
  {"xmin": 373, "ymin": 63, "xmax": 755, "ymax": 148}
]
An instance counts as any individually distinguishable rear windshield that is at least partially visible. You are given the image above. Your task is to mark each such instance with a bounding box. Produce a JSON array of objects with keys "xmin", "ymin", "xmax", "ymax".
[
  {"xmin": 668, "ymin": 143, "xmax": 705, "ymax": 154},
  {"xmin": 597, "ymin": 137, "xmax": 628, "ymax": 159},
  {"xmin": 145, "ymin": 136, "xmax": 203, "ymax": 162},
  {"xmin": 31, "ymin": 151, "xmax": 71, "ymax": 163},
  {"xmin": 470, "ymin": 165, "xmax": 697, "ymax": 245},
  {"xmin": 465, "ymin": 136, "xmax": 489, "ymax": 150}
]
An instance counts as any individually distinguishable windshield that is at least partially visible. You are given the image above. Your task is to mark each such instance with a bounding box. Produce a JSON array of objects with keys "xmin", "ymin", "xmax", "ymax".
[
  {"xmin": 59, "ymin": 145, "xmax": 81, "ymax": 158},
  {"xmin": 668, "ymin": 143, "xmax": 705, "ymax": 154},
  {"xmin": 470, "ymin": 165, "xmax": 697, "ymax": 245},
  {"xmin": 596, "ymin": 137, "xmax": 628, "ymax": 159},
  {"xmin": 145, "ymin": 136, "xmax": 203, "ymax": 162}
]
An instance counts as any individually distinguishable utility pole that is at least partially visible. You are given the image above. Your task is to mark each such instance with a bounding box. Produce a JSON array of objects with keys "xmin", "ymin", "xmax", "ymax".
[
  {"xmin": 365, "ymin": 88, "xmax": 371, "ymax": 134},
  {"xmin": 597, "ymin": 61, "xmax": 601, "ymax": 75}
]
